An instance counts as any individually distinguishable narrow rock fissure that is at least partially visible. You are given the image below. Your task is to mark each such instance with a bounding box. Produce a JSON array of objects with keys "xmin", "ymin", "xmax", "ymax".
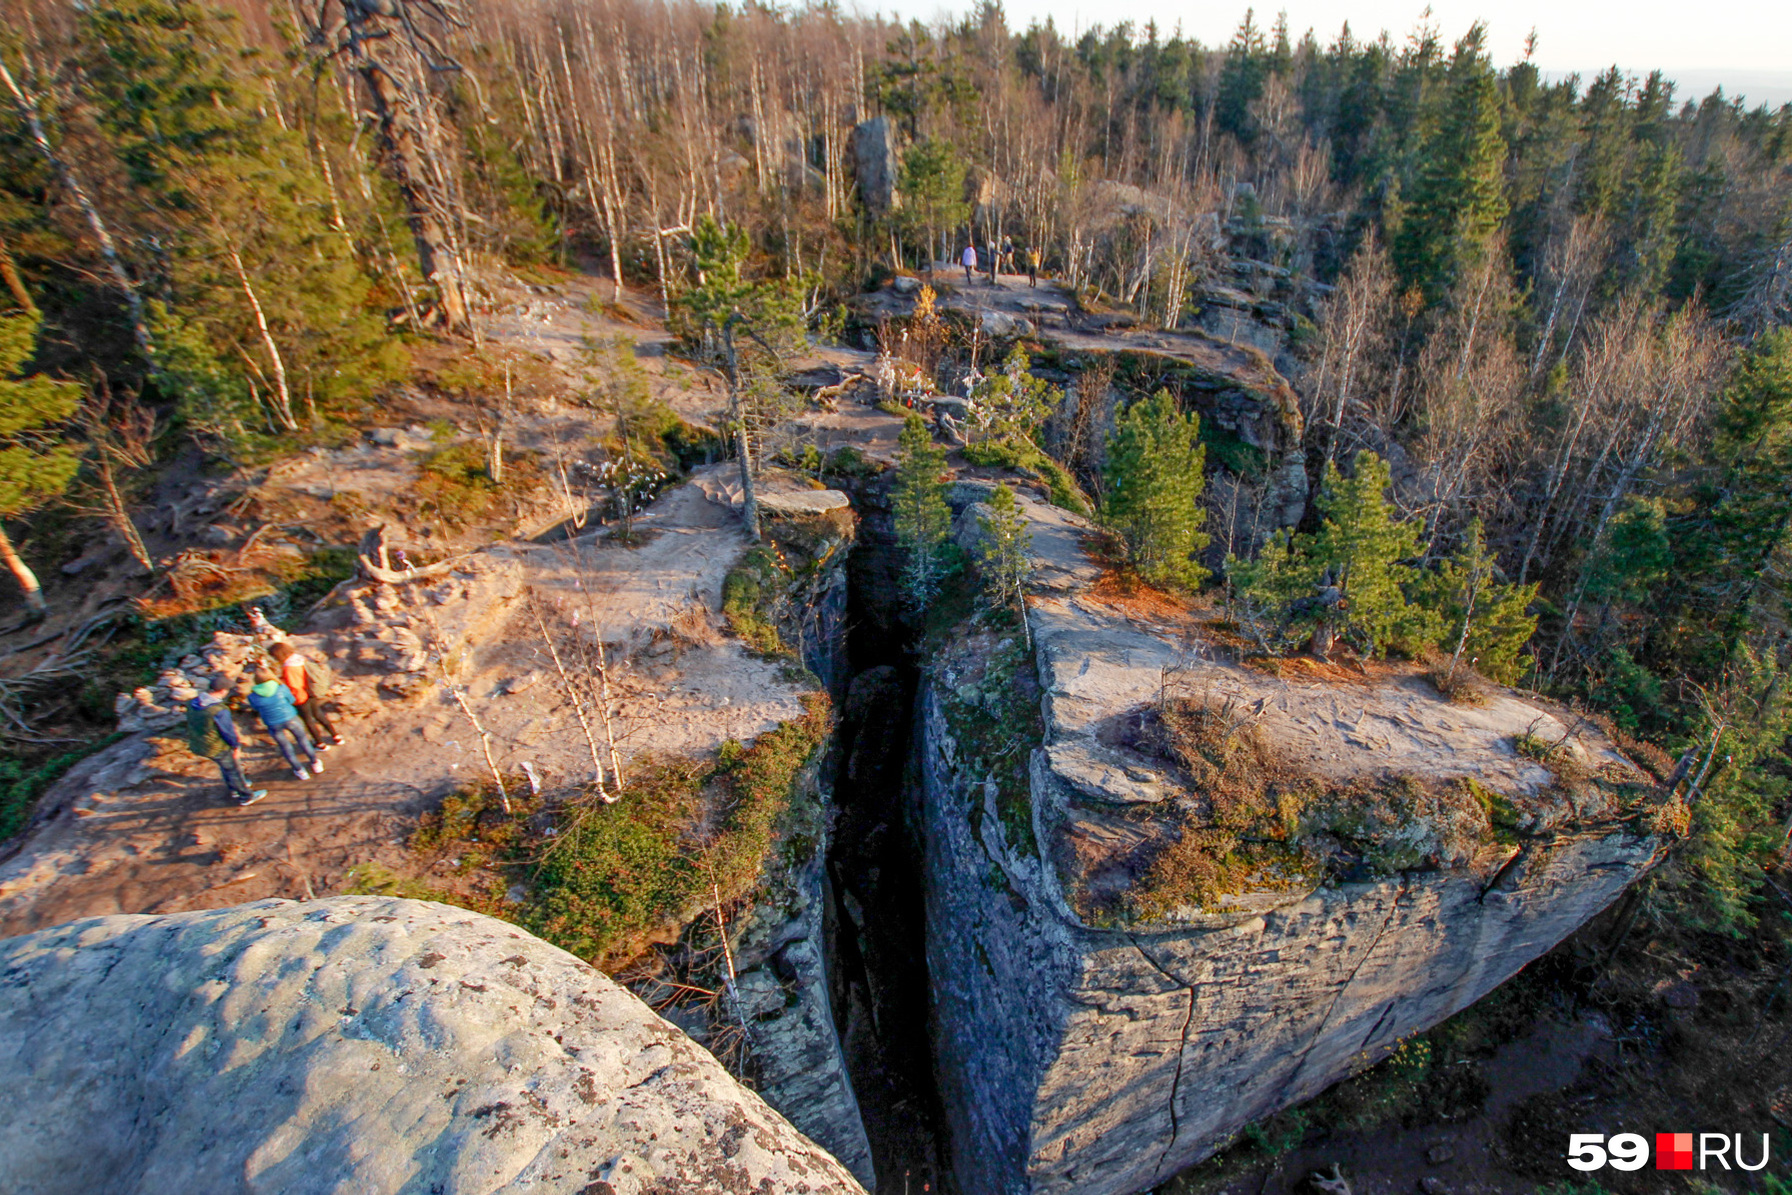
[
  {"xmin": 824, "ymin": 520, "xmax": 950, "ymax": 1192},
  {"xmin": 1125, "ymin": 933, "xmax": 1198, "ymax": 1184}
]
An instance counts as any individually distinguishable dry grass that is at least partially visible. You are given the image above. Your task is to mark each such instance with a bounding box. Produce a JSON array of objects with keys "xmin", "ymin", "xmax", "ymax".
[
  {"xmin": 668, "ymin": 599, "xmax": 722, "ymax": 649},
  {"xmin": 1119, "ymin": 695, "xmax": 1322, "ymax": 922},
  {"xmin": 1109, "ymin": 693, "xmax": 1521, "ymax": 923}
]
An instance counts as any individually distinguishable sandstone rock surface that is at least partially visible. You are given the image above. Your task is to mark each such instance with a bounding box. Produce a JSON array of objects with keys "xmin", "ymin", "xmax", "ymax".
[
  {"xmin": 923, "ymin": 494, "xmax": 1665, "ymax": 1195},
  {"xmin": 0, "ymin": 896, "xmax": 866, "ymax": 1195}
]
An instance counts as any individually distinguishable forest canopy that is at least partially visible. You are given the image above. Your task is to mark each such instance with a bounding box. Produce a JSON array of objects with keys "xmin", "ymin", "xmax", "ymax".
[{"xmin": 0, "ymin": 0, "xmax": 1786, "ymax": 929}]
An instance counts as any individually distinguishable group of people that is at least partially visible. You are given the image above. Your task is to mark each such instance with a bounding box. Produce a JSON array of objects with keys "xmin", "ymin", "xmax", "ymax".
[
  {"xmin": 184, "ymin": 639, "xmax": 346, "ymax": 807},
  {"xmin": 959, "ymin": 236, "xmax": 1041, "ymax": 288}
]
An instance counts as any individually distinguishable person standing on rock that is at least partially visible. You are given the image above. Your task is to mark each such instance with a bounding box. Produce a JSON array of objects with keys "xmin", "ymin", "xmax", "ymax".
[
  {"xmin": 961, "ymin": 243, "xmax": 977, "ymax": 286},
  {"xmin": 184, "ymin": 674, "xmax": 267, "ymax": 806},
  {"xmin": 269, "ymin": 641, "xmax": 344, "ymax": 750},
  {"xmin": 1025, "ymin": 245, "xmax": 1040, "ymax": 288},
  {"xmin": 246, "ymin": 667, "xmax": 324, "ymax": 781}
]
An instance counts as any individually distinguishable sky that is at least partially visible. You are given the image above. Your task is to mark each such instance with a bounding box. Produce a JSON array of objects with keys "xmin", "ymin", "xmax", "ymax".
[{"xmin": 884, "ymin": 0, "xmax": 1792, "ymax": 108}]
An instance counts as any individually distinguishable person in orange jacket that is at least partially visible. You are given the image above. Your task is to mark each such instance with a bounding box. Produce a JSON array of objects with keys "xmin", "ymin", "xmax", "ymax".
[{"xmin": 268, "ymin": 640, "xmax": 344, "ymax": 750}]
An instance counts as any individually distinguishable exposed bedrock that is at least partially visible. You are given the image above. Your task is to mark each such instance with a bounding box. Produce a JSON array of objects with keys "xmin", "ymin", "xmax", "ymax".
[
  {"xmin": 921, "ymin": 493, "xmax": 1664, "ymax": 1195},
  {"xmin": 0, "ymin": 896, "xmax": 867, "ymax": 1195}
]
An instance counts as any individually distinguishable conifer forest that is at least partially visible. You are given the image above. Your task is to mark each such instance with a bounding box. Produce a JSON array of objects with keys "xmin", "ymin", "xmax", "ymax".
[{"xmin": 0, "ymin": 0, "xmax": 1790, "ymax": 1190}]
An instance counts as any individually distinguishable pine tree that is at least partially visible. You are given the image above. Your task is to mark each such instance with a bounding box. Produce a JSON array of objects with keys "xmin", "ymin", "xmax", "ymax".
[
  {"xmin": 1307, "ymin": 451, "xmax": 1428, "ymax": 656},
  {"xmin": 79, "ymin": 0, "xmax": 398, "ymax": 444},
  {"xmin": 1101, "ymin": 390, "xmax": 1209, "ymax": 589},
  {"xmin": 899, "ymin": 137, "xmax": 967, "ymax": 265},
  {"xmin": 1391, "ymin": 24, "xmax": 1508, "ymax": 304},
  {"xmin": 1411, "ymin": 518, "xmax": 1539, "ymax": 684},
  {"xmin": 893, "ymin": 413, "xmax": 951, "ymax": 611},
  {"xmin": 977, "ymin": 482, "xmax": 1033, "ymax": 641},
  {"xmin": 0, "ymin": 311, "xmax": 80, "ymax": 613}
]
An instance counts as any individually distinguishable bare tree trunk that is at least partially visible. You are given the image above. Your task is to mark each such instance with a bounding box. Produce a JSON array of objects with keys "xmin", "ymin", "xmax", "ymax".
[
  {"xmin": 354, "ymin": 55, "xmax": 469, "ymax": 332},
  {"xmin": 96, "ymin": 454, "xmax": 152, "ymax": 571},
  {"xmin": 0, "ymin": 525, "xmax": 43, "ymax": 615},
  {"xmin": 530, "ymin": 595, "xmax": 611, "ymax": 799},
  {"xmin": 225, "ymin": 244, "xmax": 296, "ymax": 430},
  {"xmin": 722, "ymin": 319, "xmax": 762, "ymax": 542}
]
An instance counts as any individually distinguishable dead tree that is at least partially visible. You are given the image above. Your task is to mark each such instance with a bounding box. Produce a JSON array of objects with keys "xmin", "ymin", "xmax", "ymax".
[
  {"xmin": 310, "ymin": 0, "xmax": 472, "ymax": 332},
  {"xmin": 77, "ymin": 376, "xmax": 155, "ymax": 572}
]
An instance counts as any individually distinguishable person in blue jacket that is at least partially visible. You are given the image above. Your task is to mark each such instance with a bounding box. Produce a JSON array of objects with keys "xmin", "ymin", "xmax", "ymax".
[
  {"xmin": 184, "ymin": 674, "xmax": 268, "ymax": 806},
  {"xmin": 246, "ymin": 666, "xmax": 324, "ymax": 781}
]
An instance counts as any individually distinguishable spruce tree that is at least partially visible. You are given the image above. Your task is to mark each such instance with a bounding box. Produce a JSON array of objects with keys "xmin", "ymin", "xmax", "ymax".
[
  {"xmin": 1101, "ymin": 390, "xmax": 1209, "ymax": 589},
  {"xmin": 0, "ymin": 311, "xmax": 80, "ymax": 613},
  {"xmin": 1391, "ymin": 24, "xmax": 1508, "ymax": 304},
  {"xmin": 1307, "ymin": 451, "xmax": 1428, "ymax": 656},
  {"xmin": 893, "ymin": 413, "xmax": 951, "ymax": 611},
  {"xmin": 977, "ymin": 482, "xmax": 1033, "ymax": 641},
  {"xmin": 1411, "ymin": 518, "xmax": 1539, "ymax": 684}
]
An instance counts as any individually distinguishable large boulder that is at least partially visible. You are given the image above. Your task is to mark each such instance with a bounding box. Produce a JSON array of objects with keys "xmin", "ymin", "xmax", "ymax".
[
  {"xmin": 850, "ymin": 116, "xmax": 899, "ymax": 217},
  {"xmin": 0, "ymin": 897, "xmax": 866, "ymax": 1195},
  {"xmin": 922, "ymin": 497, "xmax": 1665, "ymax": 1195}
]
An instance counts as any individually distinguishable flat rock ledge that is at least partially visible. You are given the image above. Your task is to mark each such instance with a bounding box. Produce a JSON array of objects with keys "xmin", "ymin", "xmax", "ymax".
[{"xmin": 0, "ymin": 897, "xmax": 866, "ymax": 1195}]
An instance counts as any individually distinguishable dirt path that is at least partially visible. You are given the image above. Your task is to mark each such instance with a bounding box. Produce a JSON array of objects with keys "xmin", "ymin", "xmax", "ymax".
[{"xmin": 0, "ymin": 268, "xmax": 879, "ymax": 939}]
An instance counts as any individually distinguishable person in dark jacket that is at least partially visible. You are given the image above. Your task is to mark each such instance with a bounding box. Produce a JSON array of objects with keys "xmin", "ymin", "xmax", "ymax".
[
  {"xmin": 246, "ymin": 667, "xmax": 323, "ymax": 781},
  {"xmin": 184, "ymin": 675, "xmax": 267, "ymax": 806}
]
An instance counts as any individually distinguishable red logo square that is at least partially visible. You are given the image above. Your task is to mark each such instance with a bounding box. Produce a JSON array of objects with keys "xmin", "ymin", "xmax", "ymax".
[{"xmin": 1657, "ymin": 1133, "xmax": 1694, "ymax": 1170}]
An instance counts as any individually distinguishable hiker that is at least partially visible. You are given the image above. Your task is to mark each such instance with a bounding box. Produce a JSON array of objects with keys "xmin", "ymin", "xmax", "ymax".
[
  {"xmin": 961, "ymin": 243, "xmax": 977, "ymax": 285},
  {"xmin": 1001, "ymin": 235, "xmax": 1015, "ymax": 273},
  {"xmin": 269, "ymin": 641, "xmax": 344, "ymax": 750},
  {"xmin": 1025, "ymin": 245, "xmax": 1040, "ymax": 288},
  {"xmin": 185, "ymin": 674, "xmax": 267, "ymax": 807},
  {"xmin": 246, "ymin": 666, "xmax": 324, "ymax": 781}
]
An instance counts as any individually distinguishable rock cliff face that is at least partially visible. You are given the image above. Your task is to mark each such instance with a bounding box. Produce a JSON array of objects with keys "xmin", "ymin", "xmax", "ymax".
[
  {"xmin": 0, "ymin": 897, "xmax": 867, "ymax": 1195},
  {"xmin": 921, "ymin": 493, "xmax": 1665, "ymax": 1195}
]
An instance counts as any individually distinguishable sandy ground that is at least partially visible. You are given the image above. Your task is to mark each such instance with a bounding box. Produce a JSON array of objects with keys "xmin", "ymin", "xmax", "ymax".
[{"xmin": 0, "ymin": 477, "xmax": 813, "ymax": 939}]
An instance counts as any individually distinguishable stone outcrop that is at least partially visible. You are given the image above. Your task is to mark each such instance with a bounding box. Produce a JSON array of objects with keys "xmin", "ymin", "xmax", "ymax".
[
  {"xmin": 850, "ymin": 117, "xmax": 899, "ymax": 217},
  {"xmin": 0, "ymin": 896, "xmax": 867, "ymax": 1195},
  {"xmin": 921, "ymin": 491, "xmax": 1665, "ymax": 1195}
]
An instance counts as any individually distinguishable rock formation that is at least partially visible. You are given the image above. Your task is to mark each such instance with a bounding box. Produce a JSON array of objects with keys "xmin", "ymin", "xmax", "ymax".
[
  {"xmin": 0, "ymin": 896, "xmax": 867, "ymax": 1194},
  {"xmin": 850, "ymin": 117, "xmax": 899, "ymax": 217},
  {"xmin": 921, "ymin": 490, "xmax": 1666, "ymax": 1195}
]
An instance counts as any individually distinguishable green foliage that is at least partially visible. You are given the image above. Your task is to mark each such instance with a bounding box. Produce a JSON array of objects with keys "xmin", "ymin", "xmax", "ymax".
[
  {"xmin": 669, "ymin": 214, "xmax": 805, "ymax": 359},
  {"xmin": 1409, "ymin": 519, "xmax": 1539, "ymax": 682},
  {"xmin": 0, "ymin": 310, "xmax": 80, "ymax": 519},
  {"xmin": 1390, "ymin": 25, "xmax": 1508, "ymax": 303},
  {"xmin": 893, "ymin": 413, "xmax": 952, "ymax": 611},
  {"xmin": 1234, "ymin": 454, "xmax": 1533, "ymax": 667},
  {"xmin": 412, "ymin": 440, "xmax": 537, "ymax": 528},
  {"xmin": 967, "ymin": 347, "xmax": 1059, "ymax": 446},
  {"xmin": 1669, "ymin": 649, "xmax": 1792, "ymax": 933},
  {"xmin": 956, "ymin": 437, "xmax": 1090, "ymax": 515},
  {"xmin": 975, "ymin": 482, "xmax": 1033, "ymax": 622},
  {"xmin": 527, "ymin": 697, "xmax": 831, "ymax": 966},
  {"xmin": 1100, "ymin": 390, "xmax": 1210, "ymax": 589},
  {"xmin": 722, "ymin": 544, "xmax": 790, "ymax": 655},
  {"xmin": 899, "ymin": 137, "xmax": 968, "ymax": 257},
  {"xmin": 1307, "ymin": 452, "xmax": 1429, "ymax": 655},
  {"xmin": 79, "ymin": 0, "xmax": 401, "ymax": 449}
]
